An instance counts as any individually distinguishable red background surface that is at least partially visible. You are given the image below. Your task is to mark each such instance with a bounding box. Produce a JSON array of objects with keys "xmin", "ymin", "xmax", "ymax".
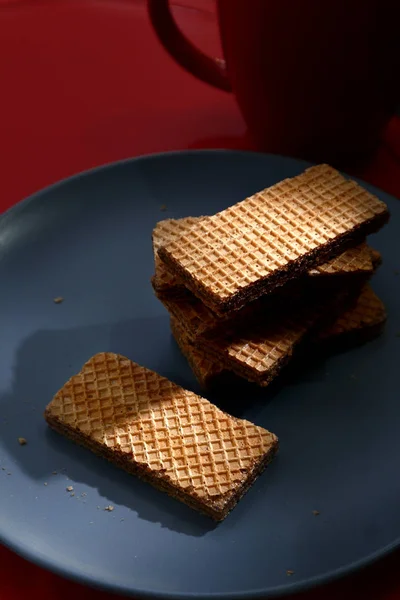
[{"xmin": 0, "ymin": 1, "xmax": 399, "ymax": 599}]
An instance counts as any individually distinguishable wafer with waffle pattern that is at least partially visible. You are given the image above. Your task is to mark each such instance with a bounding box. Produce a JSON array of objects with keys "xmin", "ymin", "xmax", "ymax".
[
  {"xmin": 171, "ymin": 285, "xmax": 386, "ymax": 389},
  {"xmin": 152, "ymin": 216, "xmax": 379, "ymax": 340},
  {"xmin": 167, "ymin": 281, "xmax": 358, "ymax": 386},
  {"xmin": 158, "ymin": 164, "xmax": 388, "ymax": 315},
  {"xmin": 153, "ymin": 216, "xmax": 375, "ymax": 298},
  {"xmin": 45, "ymin": 353, "xmax": 278, "ymax": 520},
  {"xmin": 318, "ymin": 284, "xmax": 386, "ymax": 344}
]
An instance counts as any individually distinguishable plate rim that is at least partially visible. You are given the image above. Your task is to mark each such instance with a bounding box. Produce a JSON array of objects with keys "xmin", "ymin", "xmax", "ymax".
[
  {"xmin": 0, "ymin": 148, "xmax": 399, "ymax": 599},
  {"xmin": 3, "ymin": 532, "xmax": 400, "ymax": 599}
]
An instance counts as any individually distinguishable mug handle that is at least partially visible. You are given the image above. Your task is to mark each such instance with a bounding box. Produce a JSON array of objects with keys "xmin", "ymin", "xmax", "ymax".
[{"xmin": 147, "ymin": 0, "xmax": 232, "ymax": 92}]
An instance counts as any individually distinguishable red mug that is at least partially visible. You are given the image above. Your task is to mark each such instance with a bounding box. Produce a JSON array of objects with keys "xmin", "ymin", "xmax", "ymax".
[{"xmin": 148, "ymin": 0, "xmax": 400, "ymax": 167}]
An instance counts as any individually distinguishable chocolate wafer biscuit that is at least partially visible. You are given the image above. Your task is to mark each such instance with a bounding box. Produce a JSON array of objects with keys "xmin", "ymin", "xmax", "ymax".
[
  {"xmin": 44, "ymin": 353, "xmax": 278, "ymax": 520},
  {"xmin": 159, "ymin": 290, "xmax": 223, "ymax": 341},
  {"xmin": 172, "ymin": 284, "xmax": 356, "ymax": 386},
  {"xmin": 171, "ymin": 286, "xmax": 386, "ymax": 389},
  {"xmin": 153, "ymin": 217, "xmax": 204, "ymax": 297},
  {"xmin": 158, "ymin": 164, "xmax": 388, "ymax": 315},
  {"xmin": 197, "ymin": 293, "xmax": 348, "ymax": 385},
  {"xmin": 153, "ymin": 217, "xmax": 375, "ymax": 298},
  {"xmin": 369, "ymin": 248, "xmax": 382, "ymax": 269},
  {"xmin": 156, "ymin": 259, "xmax": 367, "ymax": 342},
  {"xmin": 317, "ymin": 284, "xmax": 386, "ymax": 345},
  {"xmin": 170, "ymin": 317, "xmax": 226, "ymax": 388},
  {"xmin": 307, "ymin": 242, "xmax": 373, "ymax": 277},
  {"xmin": 153, "ymin": 223, "xmax": 376, "ymax": 341}
]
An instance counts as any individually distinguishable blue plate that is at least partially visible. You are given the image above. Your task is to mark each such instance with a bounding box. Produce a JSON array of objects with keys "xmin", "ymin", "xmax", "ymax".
[{"xmin": 1, "ymin": 150, "xmax": 400, "ymax": 599}]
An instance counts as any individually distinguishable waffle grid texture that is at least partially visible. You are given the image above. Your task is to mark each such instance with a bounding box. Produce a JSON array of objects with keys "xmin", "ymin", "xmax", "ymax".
[
  {"xmin": 170, "ymin": 317, "xmax": 226, "ymax": 388},
  {"xmin": 45, "ymin": 353, "xmax": 278, "ymax": 519},
  {"xmin": 153, "ymin": 217, "xmax": 204, "ymax": 295},
  {"xmin": 308, "ymin": 242, "xmax": 372, "ymax": 276},
  {"xmin": 319, "ymin": 284, "xmax": 386, "ymax": 339},
  {"xmin": 153, "ymin": 217, "xmax": 374, "ymax": 295},
  {"xmin": 171, "ymin": 285, "xmax": 385, "ymax": 389},
  {"xmin": 164, "ymin": 286, "xmax": 349, "ymax": 385},
  {"xmin": 152, "ymin": 218, "xmax": 378, "ymax": 342},
  {"xmin": 158, "ymin": 164, "xmax": 388, "ymax": 314}
]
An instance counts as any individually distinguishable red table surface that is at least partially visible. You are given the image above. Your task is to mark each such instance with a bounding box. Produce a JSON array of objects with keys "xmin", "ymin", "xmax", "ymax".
[{"xmin": 0, "ymin": 1, "xmax": 400, "ymax": 599}]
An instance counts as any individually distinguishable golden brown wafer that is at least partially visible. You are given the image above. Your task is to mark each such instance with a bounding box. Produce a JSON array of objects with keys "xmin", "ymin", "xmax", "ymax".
[
  {"xmin": 167, "ymin": 284, "xmax": 355, "ymax": 386},
  {"xmin": 152, "ymin": 217, "xmax": 204, "ymax": 297},
  {"xmin": 159, "ymin": 290, "xmax": 222, "ymax": 340},
  {"xmin": 153, "ymin": 217, "xmax": 375, "ymax": 297},
  {"xmin": 153, "ymin": 222, "xmax": 376, "ymax": 341},
  {"xmin": 197, "ymin": 298, "xmax": 336, "ymax": 385},
  {"xmin": 369, "ymin": 248, "xmax": 382, "ymax": 269},
  {"xmin": 307, "ymin": 243, "xmax": 373, "ymax": 276},
  {"xmin": 170, "ymin": 317, "xmax": 226, "ymax": 388},
  {"xmin": 44, "ymin": 353, "xmax": 278, "ymax": 520},
  {"xmin": 172, "ymin": 286, "xmax": 386, "ymax": 390},
  {"xmin": 158, "ymin": 165, "xmax": 388, "ymax": 315},
  {"xmin": 318, "ymin": 284, "xmax": 386, "ymax": 343}
]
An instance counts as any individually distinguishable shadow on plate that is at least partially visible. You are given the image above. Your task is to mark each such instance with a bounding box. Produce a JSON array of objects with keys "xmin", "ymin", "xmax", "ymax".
[
  {"xmin": 0, "ymin": 313, "xmax": 361, "ymax": 536},
  {"xmin": 0, "ymin": 317, "xmax": 222, "ymax": 536},
  {"xmin": 43, "ymin": 425, "xmax": 217, "ymax": 537}
]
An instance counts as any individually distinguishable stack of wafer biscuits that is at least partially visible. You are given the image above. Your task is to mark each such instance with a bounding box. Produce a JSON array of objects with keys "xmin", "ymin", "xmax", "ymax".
[
  {"xmin": 152, "ymin": 164, "xmax": 389, "ymax": 389},
  {"xmin": 44, "ymin": 164, "xmax": 389, "ymax": 521}
]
